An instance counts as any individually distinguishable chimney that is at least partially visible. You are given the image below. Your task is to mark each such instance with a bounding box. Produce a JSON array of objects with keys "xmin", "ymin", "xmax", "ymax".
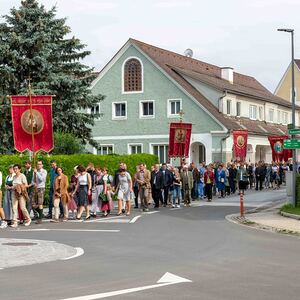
[{"xmin": 221, "ymin": 67, "xmax": 234, "ymax": 84}]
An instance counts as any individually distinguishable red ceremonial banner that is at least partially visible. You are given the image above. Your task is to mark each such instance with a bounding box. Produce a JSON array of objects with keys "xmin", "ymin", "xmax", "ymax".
[
  {"xmin": 11, "ymin": 95, "xmax": 54, "ymax": 153},
  {"xmin": 233, "ymin": 130, "xmax": 248, "ymax": 160},
  {"xmin": 268, "ymin": 135, "xmax": 291, "ymax": 162},
  {"xmin": 168, "ymin": 122, "xmax": 192, "ymax": 158}
]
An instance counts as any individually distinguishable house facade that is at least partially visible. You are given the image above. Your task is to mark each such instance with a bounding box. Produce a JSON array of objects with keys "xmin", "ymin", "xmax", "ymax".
[
  {"xmin": 89, "ymin": 39, "xmax": 298, "ymax": 164},
  {"xmin": 275, "ymin": 59, "xmax": 300, "ymax": 106}
]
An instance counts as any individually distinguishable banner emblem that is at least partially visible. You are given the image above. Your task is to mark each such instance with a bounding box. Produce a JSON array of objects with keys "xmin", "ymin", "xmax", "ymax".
[
  {"xmin": 21, "ymin": 109, "xmax": 44, "ymax": 135},
  {"xmin": 237, "ymin": 135, "xmax": 245, "ymax": 148},
  {"xmin": 273, "ymin": 141, "xmax": 283, "ymax": 154},
  {"xmin": 175, "ymin": 128, "xmax": 186, "ymax": 143}
]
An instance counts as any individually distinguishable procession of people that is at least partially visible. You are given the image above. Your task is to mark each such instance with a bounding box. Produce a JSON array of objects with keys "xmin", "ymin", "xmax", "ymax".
[{"xmin": 0, "ymin": 159, "xmax": 291, "ymax": 229}]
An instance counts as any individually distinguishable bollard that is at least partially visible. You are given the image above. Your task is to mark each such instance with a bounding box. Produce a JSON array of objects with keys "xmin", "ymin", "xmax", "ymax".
[{"xmin": 240, "ymin": 191, "xmax": 244, "ymax": 217}]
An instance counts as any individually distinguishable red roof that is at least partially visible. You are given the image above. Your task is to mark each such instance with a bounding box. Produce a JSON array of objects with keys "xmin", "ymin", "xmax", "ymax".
[{"xmin": 131, "ymin": 39, "xmax": 290, "ymax": 135}]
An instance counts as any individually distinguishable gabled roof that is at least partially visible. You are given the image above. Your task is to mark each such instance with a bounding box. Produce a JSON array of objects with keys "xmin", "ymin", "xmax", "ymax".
[
  {"xmin": 130, "ymin": 39, "xmax": 290, "ymax": 135},
  {"xmin": 131, "ymin": 38, "xmax": 292, "ymax": 107}
]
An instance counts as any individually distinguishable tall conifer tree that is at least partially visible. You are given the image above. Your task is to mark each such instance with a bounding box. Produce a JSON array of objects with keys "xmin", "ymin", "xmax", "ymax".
[{"xmin": 0, "ymin": 0, "xmax": 104, "ymax": 153}]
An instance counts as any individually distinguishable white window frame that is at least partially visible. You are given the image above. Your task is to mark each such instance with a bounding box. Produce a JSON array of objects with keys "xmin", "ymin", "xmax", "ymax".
[
  {"xmin": 282, "ymin": 111, "xmax": 288, "ymax": 125},
  {"xmin": 226, "ymin": 99, "xmax": 231, "ymax": 115},
  {"xmin": 112, "ymin": 101, "xmax": 127, "ymax": 120},
  {"xmin": 167, "ymin": 99, "xmax": 182, "ymax": 118},
  {"xmin": 249, "ymin": 105, "xmax": 257, "ymax": 120},
  {"xmin": 277, "ymin": 110, "xmax": 281, "ymax": 124},
  {"xmin": 269, "ymin": 108, "xmax": 274, "ymax": 123},
  {"xmin": 97, "ymin": 144, "xmax": 114, "ymax": 155},
  {"xmin": 90, "ymin": 103, "xmax": 101, "ymax": 119},
  {"xmin": 258, "ymin": 106, "xmax": 263, "ymax": 121},
  {"xmin": 128, "ymin": 143, "xmax": 143, "ymax": 154},
  {"xmin": 121, "ymin": 56, "xmax": 144, "ymax": 94},
  {"xmin": 236, "ymin": 101, "xmax": 241, "ymax": 117},
  {"xmin": 150, "ymin": 143, "xmax": 169, "ymax": 164},
  {"xmin": 139, "ymin": 100, "xmax": 155, "ymax": 119}
]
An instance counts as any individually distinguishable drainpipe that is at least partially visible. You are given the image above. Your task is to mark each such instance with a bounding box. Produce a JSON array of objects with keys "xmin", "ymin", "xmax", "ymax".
[{"xmin": 220, "ymin": 131, "xmax": 231, "ymax": 162}]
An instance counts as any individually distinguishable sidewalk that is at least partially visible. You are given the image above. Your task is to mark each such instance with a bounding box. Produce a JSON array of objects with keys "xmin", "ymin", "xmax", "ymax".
[{"xmin": 245, "ymin": 204, "xmax": 300, "ymax": 234}]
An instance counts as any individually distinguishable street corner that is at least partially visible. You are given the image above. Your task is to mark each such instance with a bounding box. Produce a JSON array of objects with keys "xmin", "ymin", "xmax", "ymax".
[
  {"xmin": 226, "ymin": 205, "xmax": 300, "ymax": 238},
  {"xmin": 0, "ymin": 238, "xmax": 83, "ymax": 270}
]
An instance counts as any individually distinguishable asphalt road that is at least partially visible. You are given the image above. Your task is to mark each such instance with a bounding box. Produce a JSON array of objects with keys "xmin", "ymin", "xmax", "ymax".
[{"xmin": 1, "ymin": 188, "xmax": 300, "ymax": 300}]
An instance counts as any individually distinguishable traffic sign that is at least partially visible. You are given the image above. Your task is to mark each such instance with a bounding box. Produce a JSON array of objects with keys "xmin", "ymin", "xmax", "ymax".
[
  {"xmin": 288, "ymin": 128, "xmax": 300, "ymax": 135},
  {"xmin": 283, "ymin": 139, "xmax": 300, "ymax": 149}
]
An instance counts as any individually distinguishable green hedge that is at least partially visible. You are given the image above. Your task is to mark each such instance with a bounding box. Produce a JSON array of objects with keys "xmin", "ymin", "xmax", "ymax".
[{"xmin": 0, "ymin": 153, "xmax": 158, "ymax": 205}]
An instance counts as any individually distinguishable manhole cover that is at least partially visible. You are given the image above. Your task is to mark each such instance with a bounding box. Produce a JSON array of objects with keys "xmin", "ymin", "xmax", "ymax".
[{"xmin": 2, "ymin": 242, "xmax": 37, "ymax": 246}]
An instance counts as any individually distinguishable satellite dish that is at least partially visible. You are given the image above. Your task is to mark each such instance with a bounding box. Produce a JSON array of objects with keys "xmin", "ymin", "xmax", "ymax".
[{"xmin": 184, "ymin": 48, "xmax": 193, "ymax": 58}]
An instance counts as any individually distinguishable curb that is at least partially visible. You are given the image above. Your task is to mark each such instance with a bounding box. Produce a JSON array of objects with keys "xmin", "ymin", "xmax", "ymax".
[
  {"xmin": 226, "ymin": 213, "xmax": 300, "ymax": 237},
  {"xmin": 280, "ymin": 211, "xmax": 300, "ymax": 220}
]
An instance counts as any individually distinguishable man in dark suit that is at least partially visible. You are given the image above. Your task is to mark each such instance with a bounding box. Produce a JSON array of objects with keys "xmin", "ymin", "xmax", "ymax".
[
  {"xmin": 161, "ymin": 163, "xmax": 173, "ymax": 207},
  {"xmin": 151, "ymin": 164, "xmax": 163, "ymax": 208}
]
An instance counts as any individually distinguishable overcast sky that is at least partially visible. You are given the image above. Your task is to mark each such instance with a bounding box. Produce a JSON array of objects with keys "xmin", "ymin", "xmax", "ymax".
[{"xmin": 1, "ymin": 0, "xmax": 300, "ymax": 92}]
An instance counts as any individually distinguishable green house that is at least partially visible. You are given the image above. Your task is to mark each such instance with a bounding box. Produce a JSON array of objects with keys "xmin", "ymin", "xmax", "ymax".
[{"xmin": 89, "ymin": 39, "xmax": 292, "ymax": 164}]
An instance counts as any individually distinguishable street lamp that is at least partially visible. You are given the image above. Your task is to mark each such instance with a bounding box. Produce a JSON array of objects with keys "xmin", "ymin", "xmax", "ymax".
[{"xmin": 278, "ymin": 28, "xmax": 296, "ymax": 207}]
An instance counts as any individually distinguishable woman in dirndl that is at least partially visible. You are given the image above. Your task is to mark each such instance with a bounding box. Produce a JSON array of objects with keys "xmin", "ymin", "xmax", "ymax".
[
  {"xmin": 100, "ymin": 168, "xmax": 114, "ymax": 217},
  {"xmin": 74, "ymin": 165, "xmax": 92, "ymax": 221},
  {"xmin": 3, "ymin": 165, "xmax": 14, "ymax": 223},
  {"xmin": 117, "ymin": 168, "xmax": 133, "ymax": 216},
  {"xmin": 91, "ymin": 167, "xmax": 103, "ymax": 217}
]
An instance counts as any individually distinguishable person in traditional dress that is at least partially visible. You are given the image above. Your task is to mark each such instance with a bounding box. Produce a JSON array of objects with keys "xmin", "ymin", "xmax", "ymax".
[
  {"xmin": 216, "ymin": 164, "xmax": 226, "ymax": 198},
  {"xmin": 10, "ymin": 164, "xmax": 31, "ymax": 228},
  {"xmin": 74, "ymin": 165, "xmax": 92, "ymax": 221},
  {"xmin": 117, "ymin": 168, "xmax": 133, "ymax": 216},
  {"xmin": 91, "ymin": 166, "xmax": 103, "ymax": 217},
  {"xmin": 52, "ymin": 167, "xmax": 69, "ymax": 222},
  {"xmin": 180, "ymin": 164, "xmax": 193, "ymax": 207},
  {"xmin": 100, "ymin": 168, "xmax": 114, "ymax": 217},
  {"xmin": 67, "ymin": 186, "xmax": 77, "ymax": 219},
  {"xmin": 32, "ymin": 160, "xmax": 47, "ymax": 224},
  {"xmin": 135, "ymin": 163, "xmax": 151, "ymax": 212},
  {"xmin": 3, "ymin": 166, "xmax": 14, "ymax": 225},
  {"xmin": 24, "ymin": 160, "xmax": 36, "ymax": 220}
]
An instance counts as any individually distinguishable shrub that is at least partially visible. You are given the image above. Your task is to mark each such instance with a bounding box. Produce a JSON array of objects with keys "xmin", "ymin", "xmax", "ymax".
[
  {"xmin": 52, "ymin": 132, "xmax": 85, "ymax": 155},
  {"xmin": 0, "ymin": 153, "xmax": 158, "ymax": 205}
]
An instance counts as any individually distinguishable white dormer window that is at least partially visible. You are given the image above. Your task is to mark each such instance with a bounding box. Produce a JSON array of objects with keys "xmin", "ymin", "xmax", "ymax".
[
  {"xmin": 249, "ymin": 105, "xmax": 257, "ymax": 120},
  {"xmin": 283, "ymin": 112, "xmax": 288, "ymax": 125},
  {"xmin": 226, "ymin": 100, "xmax": 231, "ymax": 115},
  {"xmin": 277, "ymin": 111, "xmax": 281, "ymax": 124},
  {"xmin": 269, "ymin": 108, "xmax": 274, "ymax": 122},
  {"xmin": 258, "ymin": 106, "xmax": 263, "ymax": 121},
  {"xmin": 236, "ymin": 102, "xmax": 241, "ymax": 117}
]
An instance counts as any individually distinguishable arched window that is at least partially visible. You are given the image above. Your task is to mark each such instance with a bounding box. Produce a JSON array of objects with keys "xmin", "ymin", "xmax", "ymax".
[{"xmin": 123, "ymin": 58, "xmax": 142, "ymax": 92}]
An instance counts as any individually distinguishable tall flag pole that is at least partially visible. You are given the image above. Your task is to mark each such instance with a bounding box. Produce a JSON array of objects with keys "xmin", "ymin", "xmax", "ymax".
[{"xmin": 27, "ymin": 76, "xmax": 36, "ymax": 167}]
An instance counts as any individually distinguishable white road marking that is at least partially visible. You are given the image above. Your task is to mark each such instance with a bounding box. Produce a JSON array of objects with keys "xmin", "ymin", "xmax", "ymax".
[
  {"xmin": 85, "ymin": 216, "xmax": 126, "ymax": 223},
  {"xmin": 61, "ymin": 247, "xmax": 84, "ymax": 261},
  {"xmin": 129, "ymin": 215, "xmax": 141, "ymax": 223},
  {"xmin": 191, "ymin": 202, "xmax": 257, "ymax": 207},
  {"xmin": 142, "ymin": 211, "xmax": 160, "ymax": 215},
  {"xmin": 60, "ymin": 272, "xmax": 192, "ymax": 300},
  {"xmin": 15, "ymin": 229, "xmax": 120, "ymax": 232}
]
